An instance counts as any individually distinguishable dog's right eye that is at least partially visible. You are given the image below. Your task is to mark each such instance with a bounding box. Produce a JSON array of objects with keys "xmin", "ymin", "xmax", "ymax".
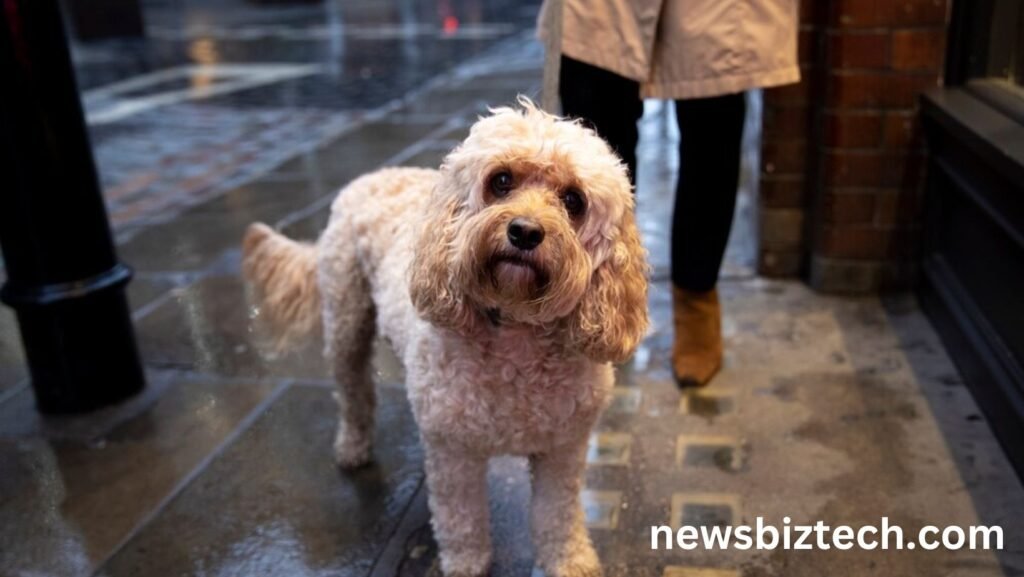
[{"xmin": 489, "ymin": 171, "xmax": 514, "ymax": 197}]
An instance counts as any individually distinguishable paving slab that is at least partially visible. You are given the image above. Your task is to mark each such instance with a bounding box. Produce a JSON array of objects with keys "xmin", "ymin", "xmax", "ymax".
[
  {"xmin": 119, "ymin": 177, "xmax": 331, "ymax": 273},
  {"xmin": 96, "ymin": 383, "xmax": 423, "ymax": 577},
  {"xmin": 282, "ymin": 207, "xmax": 332, "ymax": 242},
  {"xmin": 127, "ymin": 276, "xmax": 183, "ymax": 312},
  {"xmin": 133, "ymin": 274, "xmax": 404, "ymax": 384},
  {"xmin": 0, "ymin": 374, "xmax": 278, "ymax": 577},
  {"xmin": 271, "ymin": 120, "xmax": 443, "ymax": 188},
  {"xmin": 135, "ymin": 275, "xmax": 328, "ymax": 379}
]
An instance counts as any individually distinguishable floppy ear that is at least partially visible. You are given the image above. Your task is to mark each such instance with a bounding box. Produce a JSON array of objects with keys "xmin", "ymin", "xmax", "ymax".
[
  {"xmin": 408, "ymin": 196, "xmax": 480, "ymax": 334},
  {"xmin": 568, "ymin": 209, "xmax": 649, "ymax": 363}
]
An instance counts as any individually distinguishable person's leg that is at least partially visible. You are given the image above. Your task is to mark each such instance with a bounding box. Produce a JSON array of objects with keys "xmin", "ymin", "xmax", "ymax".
[
  {"xmin": 671, "ymin": 92, "xmax": 746, "ymax": 387},
  {"xmin": 559, "ymin": 56, "xmax": 644, "ymax": 184},
  {"xmin": 673, "ymin": 92, "xmax": 746, "ymax": 290}
]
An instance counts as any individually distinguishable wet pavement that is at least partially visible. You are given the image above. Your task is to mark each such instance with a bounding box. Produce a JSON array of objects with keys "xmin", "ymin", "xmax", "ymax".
[
  {"xmin": 77, "ymin": 0, "xmax": 540, "ymax": 233},
  {"xmin": 2, "ymin": 1, "xmax": 1024, "ymax": 576}
]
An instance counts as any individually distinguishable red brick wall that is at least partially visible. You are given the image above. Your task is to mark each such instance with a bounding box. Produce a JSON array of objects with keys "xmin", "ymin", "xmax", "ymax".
[
  {"xmin": 758, "ymin": 0, "xmax": 821, "ymax": 277},
  {"xmin": 758, "ymin": 0, "xmax": 949, "ymax": 293}
]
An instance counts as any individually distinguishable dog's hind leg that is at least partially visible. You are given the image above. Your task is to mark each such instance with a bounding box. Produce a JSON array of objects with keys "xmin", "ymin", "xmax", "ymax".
[{"xmin": 319, "ymin": 224, "xmax": 377, "ymax": 469}]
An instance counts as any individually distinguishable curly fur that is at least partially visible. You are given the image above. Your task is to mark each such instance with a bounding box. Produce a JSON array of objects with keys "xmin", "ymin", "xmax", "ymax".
[{"xmin": 242, "ymin": 98, "xmax": 649, "ymax": 577}]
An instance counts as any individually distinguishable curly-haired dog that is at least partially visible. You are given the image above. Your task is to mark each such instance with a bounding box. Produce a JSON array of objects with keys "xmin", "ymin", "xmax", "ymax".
[{"xmin": 242, "ymin": 99, "xmax": 648, "ymax": 577}]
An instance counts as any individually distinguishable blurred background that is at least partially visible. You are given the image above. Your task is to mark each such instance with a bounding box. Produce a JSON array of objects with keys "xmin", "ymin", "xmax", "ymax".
[{"xmin": 0, "ymin": 1, "xmax": 1022, "ymax": 576}]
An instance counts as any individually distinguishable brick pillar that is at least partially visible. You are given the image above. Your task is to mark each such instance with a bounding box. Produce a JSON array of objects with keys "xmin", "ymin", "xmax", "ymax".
[
  {"xmin": 758, "ymin": 0, "xmax": 950, "ymax": 293},
  {"xmin": 758, "ymin": 0, "xmax": 822, "ymax": 277}
]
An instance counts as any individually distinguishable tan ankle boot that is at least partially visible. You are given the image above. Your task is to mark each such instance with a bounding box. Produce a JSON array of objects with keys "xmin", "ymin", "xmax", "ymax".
[{"xmin": 672, "ymin": 287, "xmax": 723, "ymax": 388}]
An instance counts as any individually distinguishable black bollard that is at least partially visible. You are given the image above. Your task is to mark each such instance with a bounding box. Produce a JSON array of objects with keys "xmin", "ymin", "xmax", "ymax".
[{"xmin": 0, "ymin": 0, "xmax": 145, "ymax": 413}]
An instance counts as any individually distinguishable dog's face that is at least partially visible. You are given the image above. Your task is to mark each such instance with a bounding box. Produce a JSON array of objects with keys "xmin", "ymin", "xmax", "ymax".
[{"xmin": 410, "ymin": 100, "xmax": 649, "ymax": 363}]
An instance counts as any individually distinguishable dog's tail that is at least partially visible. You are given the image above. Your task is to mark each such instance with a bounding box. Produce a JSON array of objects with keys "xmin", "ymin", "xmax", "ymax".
[{"xmin": 242, "ymin": 222, "xmax": 322, "ymax": 351}]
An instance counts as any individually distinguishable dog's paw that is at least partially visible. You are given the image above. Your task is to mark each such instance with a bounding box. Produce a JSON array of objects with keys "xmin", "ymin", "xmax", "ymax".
[{"xmin": 334, "ymin": 434, "xmax": 373, "ymax": 469}]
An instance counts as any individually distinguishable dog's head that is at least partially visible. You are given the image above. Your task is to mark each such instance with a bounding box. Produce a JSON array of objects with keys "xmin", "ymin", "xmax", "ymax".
[{"xmin": 409, "ymin": 98, "xmax": 649, "ymax": 363}]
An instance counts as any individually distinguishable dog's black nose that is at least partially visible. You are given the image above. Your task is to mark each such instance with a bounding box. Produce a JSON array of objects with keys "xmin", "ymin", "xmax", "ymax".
[{"xmin": 507, "ymin": 217, "xmax": 545, "ymax": 251}]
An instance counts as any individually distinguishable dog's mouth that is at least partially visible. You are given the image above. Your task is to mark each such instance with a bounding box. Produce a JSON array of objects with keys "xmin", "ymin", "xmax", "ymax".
[{"xmin": 487, "ymin": 252, "xmax": 550, "ymax": 293}]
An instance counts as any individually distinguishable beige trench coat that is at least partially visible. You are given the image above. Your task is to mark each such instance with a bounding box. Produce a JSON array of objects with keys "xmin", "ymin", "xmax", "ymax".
[{"xmin": 539, "ymin": 0, "xmax": 800, "ymax": 100}]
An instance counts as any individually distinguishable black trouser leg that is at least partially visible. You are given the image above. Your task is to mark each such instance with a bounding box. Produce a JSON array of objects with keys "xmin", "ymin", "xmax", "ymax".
[
  {"xmin": 672, "ymin": 93, "xmax": 746, "ymax": 292},
  {"xmin": 558, "ymin": 56, "xmax": 644, "ymax": 184}
]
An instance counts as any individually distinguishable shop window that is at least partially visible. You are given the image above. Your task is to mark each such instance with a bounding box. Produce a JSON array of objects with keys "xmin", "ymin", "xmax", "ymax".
[{"xmin": 949, "ymin": 0, "xmax": 1024, "ymax": 121}]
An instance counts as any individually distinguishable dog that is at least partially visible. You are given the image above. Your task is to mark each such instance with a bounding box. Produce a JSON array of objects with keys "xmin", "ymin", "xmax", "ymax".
[{"xmin": 242, "ymin": 99, "xmax": 648, "ymax": 577}]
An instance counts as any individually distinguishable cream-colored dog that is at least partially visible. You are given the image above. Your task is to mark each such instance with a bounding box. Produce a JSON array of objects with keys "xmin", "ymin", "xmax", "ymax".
[{"xmin": 242, "ymin": 99, "xmax": 648, "ymax": 577}]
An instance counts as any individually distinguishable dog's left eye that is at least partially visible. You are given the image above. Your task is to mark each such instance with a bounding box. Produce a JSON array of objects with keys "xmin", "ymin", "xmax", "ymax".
[{"xmin": 562, "ymin": 189, "xmax": 586, "ymax": 217}]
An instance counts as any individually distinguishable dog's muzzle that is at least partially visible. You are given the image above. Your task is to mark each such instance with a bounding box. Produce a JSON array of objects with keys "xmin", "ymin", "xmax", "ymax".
[{"xmin": 487, "ymin": 250, "xmax": 550, "ymax": 294}]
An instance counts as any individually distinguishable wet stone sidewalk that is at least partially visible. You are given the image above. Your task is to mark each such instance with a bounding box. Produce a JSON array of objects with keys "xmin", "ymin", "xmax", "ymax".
[{"xmin": 2, "ymin": 2, "xmax": 1024, "ymax": 576}]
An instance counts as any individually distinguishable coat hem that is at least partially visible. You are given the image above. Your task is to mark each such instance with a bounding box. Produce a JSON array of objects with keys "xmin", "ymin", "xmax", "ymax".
[{"xmin": 641, "ymin": 66, "xmax": 801, "ymax": 100}]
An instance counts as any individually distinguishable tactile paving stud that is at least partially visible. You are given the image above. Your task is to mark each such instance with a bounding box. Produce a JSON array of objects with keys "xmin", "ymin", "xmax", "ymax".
[
  {"xmin": 587, "ymin": 432, "xmax": 633, "ymax": 466},
  {"xmin": 608, "ymin": 387, "xmax": 643, "ymax": 413},
  {"xmin": 679, "ymin": 389, "xmax": 736, "ymax": 419},
  {"xmin": 670, "ymin": 493, "xmax": 741, "ymax": 529},
  {"xmin": 675, "ymin": 435, "xmax": 748, "ymax": 473},
  {"xmin": 581, "ymin": 490, "xmax": 622, "ymax": 529}
]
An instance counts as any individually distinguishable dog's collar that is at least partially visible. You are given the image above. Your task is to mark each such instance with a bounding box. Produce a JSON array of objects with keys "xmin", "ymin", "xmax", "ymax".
[{"xmin": 486, "ymin": 307, "xmax": 502, "ymax": 327}]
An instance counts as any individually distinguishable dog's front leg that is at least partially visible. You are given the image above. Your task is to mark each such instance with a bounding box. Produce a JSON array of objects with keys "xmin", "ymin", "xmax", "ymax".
[
  {"xmin": 424, "ymin": 446, "xmax": 492, "ymax": 577},
  {"xmin": 529, "ymin": 440, "xmax": 602, "ymax": 577}
]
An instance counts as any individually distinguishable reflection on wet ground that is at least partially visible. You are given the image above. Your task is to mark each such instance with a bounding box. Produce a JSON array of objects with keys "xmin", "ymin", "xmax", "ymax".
[
  {"xmin": 79, "ymin": 0, "xmax": 540, "ymax": 233},
  {"xmin": 1, "ymin": 1, "xmax": 1023, "ymax": 576}
]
